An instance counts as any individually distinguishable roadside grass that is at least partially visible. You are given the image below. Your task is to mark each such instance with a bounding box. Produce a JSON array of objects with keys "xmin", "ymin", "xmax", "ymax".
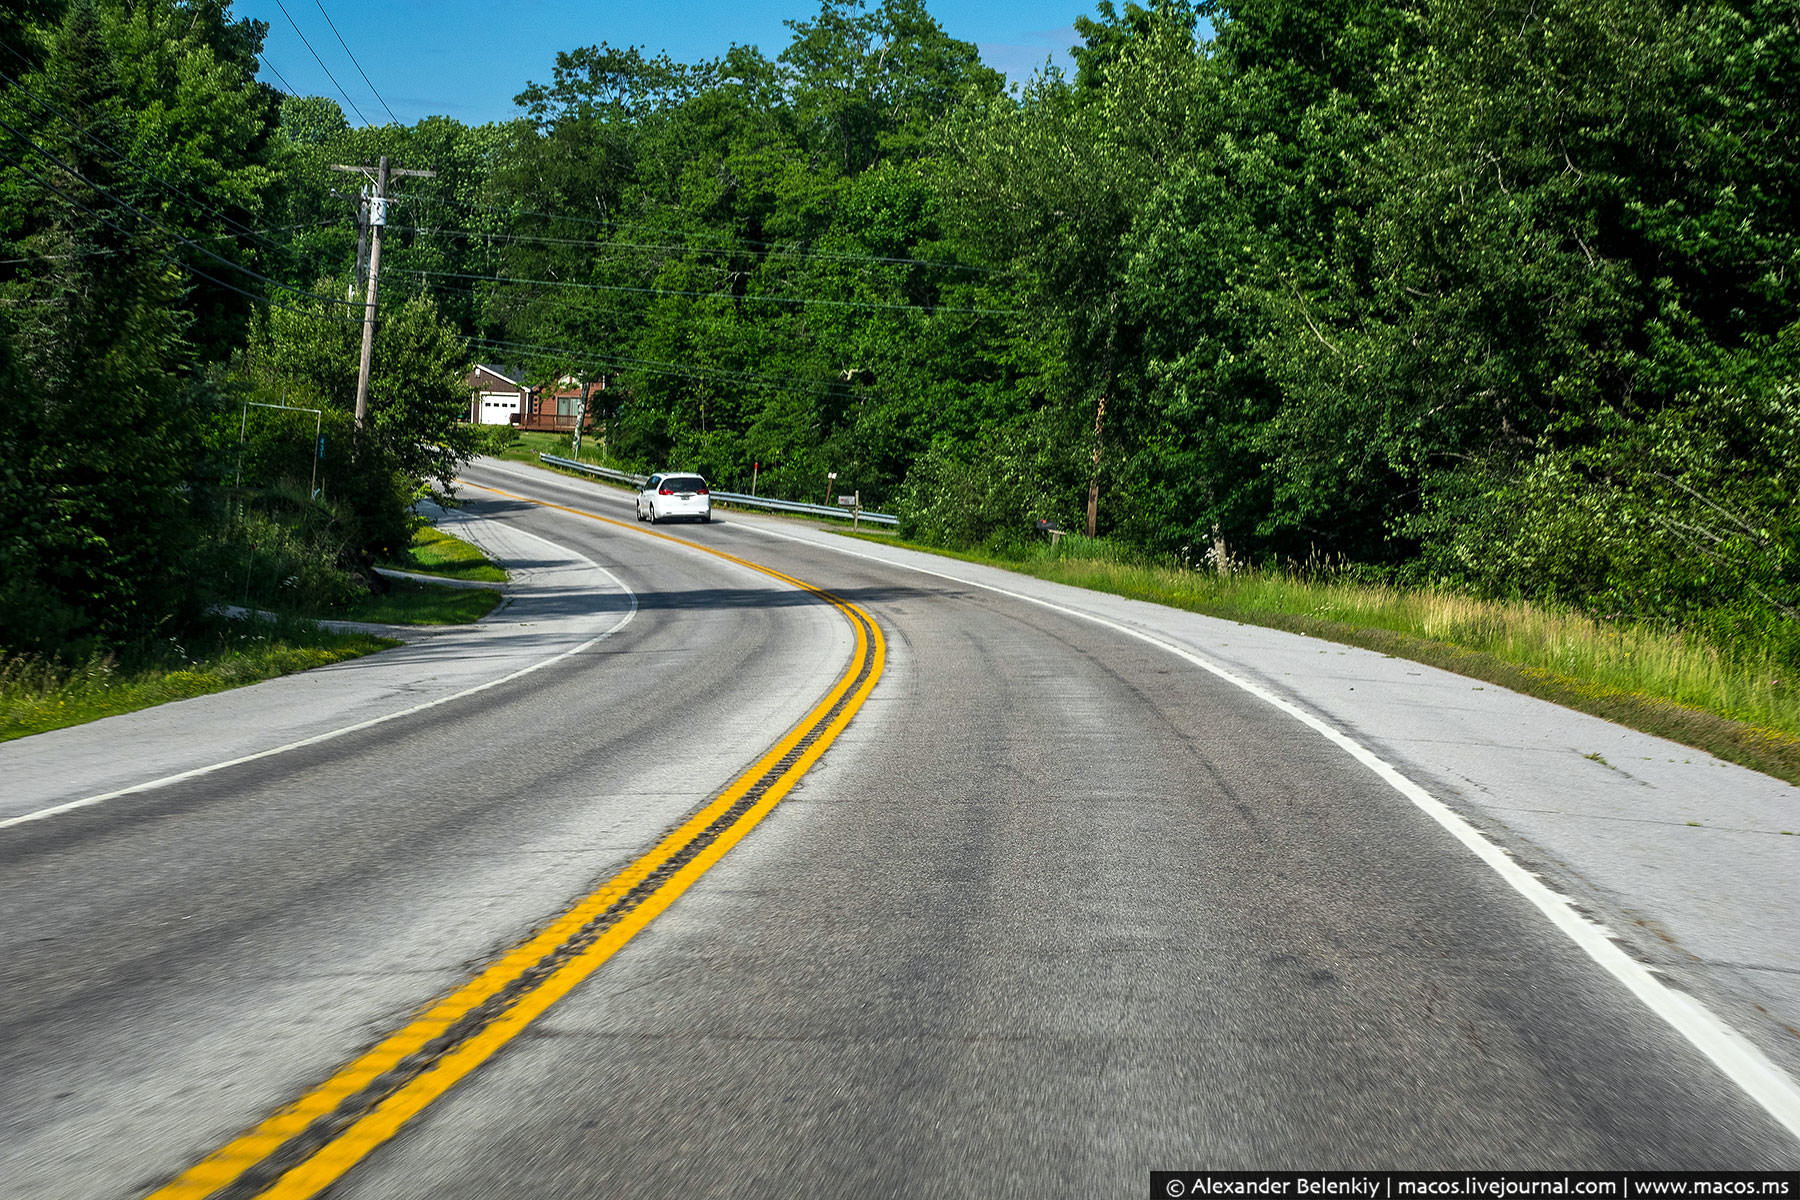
[
  {"xmin": 383, "ymin": 524, "xmax": 507, "ymax": 583},
  {"xmin": 490, "ymin": 431, "xmax": 614, "ymax": 469},
  {"xmin": 3, "ymin": 525, "xmax": 502, "ymax": 743},
  {"xmin": 1, "ymin": 617, "xmax": 396, "ymax": 743},
  {"xmin": 846, "ymin": 531, "xmax": 1800, "ymax": 786},
  {"xmin": 317, "ymin": 577, "xmax": 501, "ymax": 625}
]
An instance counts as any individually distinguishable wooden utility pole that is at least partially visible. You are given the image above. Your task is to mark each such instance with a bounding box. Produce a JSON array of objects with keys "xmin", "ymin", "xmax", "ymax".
[
  {"xmin": 331, "ymin": 157, "xmax": 434, "ymax": 429},
  {"xmin": 351, "ymin": 155, "xmax": 387, "ymax": 429}
]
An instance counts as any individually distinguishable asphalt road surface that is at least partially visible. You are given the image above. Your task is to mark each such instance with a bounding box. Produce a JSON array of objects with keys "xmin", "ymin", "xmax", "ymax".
[{"xmin": 2, "ymin": 459, "xmax": 1795, "ymax": 1200}]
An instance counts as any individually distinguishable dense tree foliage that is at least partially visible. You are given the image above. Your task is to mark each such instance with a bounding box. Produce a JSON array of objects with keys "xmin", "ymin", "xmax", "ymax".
[
  {"xmin": 0, "ymin": 0, "xmax": 263, "ymax": 653},
  {"xmin": 0, "ymin": 0, "xmax": 468, "ymax": 654},
  {"xmin": 3, "ymin": 0, "xmax": 1794, "ymax": 658}
]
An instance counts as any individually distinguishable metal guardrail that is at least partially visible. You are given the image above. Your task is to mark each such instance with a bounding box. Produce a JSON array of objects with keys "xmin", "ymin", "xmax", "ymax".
[
  {"xmin": 537, "ymin": 453, "xmax": 899, "ymax": 527},
  {"xmin": 538, "ymin": 454, "xmax": 644, "ymax": 487},
  {"xmin": 708, "ymin": 490, "xmax": 900, "ymax": 527}
]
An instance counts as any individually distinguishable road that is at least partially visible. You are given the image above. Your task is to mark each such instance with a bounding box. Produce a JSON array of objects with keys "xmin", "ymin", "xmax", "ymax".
[{"xmin": 2, "ymin": 458, "xmax": 1796, "ymax": 1198}]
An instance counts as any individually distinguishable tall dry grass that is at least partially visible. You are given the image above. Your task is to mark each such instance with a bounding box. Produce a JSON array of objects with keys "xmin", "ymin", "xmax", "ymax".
[{"xmin": 1022, "ymin": 549, "xmax": 1798, "ymax": 738}]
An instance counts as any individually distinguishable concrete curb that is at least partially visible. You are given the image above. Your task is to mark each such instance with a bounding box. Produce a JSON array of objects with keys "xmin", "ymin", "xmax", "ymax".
[{"xmin": 372, "ymin": 566, "xmax": 507, "ymax": 591}]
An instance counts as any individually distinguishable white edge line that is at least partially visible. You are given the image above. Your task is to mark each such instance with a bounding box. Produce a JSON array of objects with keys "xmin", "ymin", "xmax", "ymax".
[
  {"xmin": 730, "ymin": 517, "xmax": 1800, "ymax": 1143},
  {"xmin": 0, "ymin": 524, "xmax": 638, "ymax": 833}
]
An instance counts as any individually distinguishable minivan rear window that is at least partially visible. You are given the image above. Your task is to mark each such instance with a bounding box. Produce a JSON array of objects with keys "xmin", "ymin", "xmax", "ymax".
[{"xmin": 665, "ymin": 476, "xmax": 706, "ymax": 492}]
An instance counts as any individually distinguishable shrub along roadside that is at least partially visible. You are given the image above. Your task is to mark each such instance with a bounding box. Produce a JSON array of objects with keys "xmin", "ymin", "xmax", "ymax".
[
  {"xmin": 2, "ymin": 524, "xmax": 505, "ymax": 742},
  {"xmin": 461, "ymin": 423, "xmax": 522, "ymax": 458},
  {"xmin": 848, "ymin": 532, "xmax": 1800, "ymax": 787}
]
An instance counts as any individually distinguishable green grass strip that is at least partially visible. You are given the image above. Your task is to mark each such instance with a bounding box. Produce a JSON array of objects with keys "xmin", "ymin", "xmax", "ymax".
[
  {"xmin": 2, "ymin": 573, "xmax": 499, "ymax": 742},
  {"xmin": 318, "ymin": 578, "xmax": 502, "ymax": 626},
  {"xmin": 1, "ymin": 625, "xmax": 396, "ymax": 744},
  {"xmin": 3, "ymin": 523, "xmax": 505, "ymax": 742},
  {"xmin": 384, "ymin": 525, "xmax": 508, "ymax": 583}
]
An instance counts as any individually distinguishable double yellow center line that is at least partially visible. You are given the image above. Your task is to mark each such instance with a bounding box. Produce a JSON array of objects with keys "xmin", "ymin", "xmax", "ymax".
[{"xmin": 150, "ymin": 484, "xmax": 885, "ymax": 1200}]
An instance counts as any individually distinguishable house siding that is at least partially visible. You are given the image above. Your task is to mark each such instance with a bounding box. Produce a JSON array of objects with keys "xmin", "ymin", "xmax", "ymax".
[{"xmin": 466, "ymin": 365, "xmax": 527, "ymax": 425}]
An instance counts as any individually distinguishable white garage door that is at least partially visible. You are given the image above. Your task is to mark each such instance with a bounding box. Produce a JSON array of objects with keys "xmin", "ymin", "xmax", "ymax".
[{"xmin": 478, "ymin": 393, "xmax": 521, "ymax": 425}]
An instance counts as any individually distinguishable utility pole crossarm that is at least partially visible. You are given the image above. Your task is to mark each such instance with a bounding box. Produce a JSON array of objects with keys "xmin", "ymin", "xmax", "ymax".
[{"xmin": 328, "ymin": 164, "xmax": 431, "ymax": 178}]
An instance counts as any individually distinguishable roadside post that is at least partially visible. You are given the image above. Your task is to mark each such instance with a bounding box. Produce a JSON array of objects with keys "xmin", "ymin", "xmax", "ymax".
[{"xmin": 570, "ymin": 385, "xmax": 586, "ymax": 459}]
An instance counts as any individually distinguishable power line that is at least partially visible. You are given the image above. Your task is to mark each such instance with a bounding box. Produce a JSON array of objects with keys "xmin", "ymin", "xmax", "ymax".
[
  {"xmin": 271, "ymin": 0, "xmax": 376, "ymax": 128},
  {"xmin": 0, "ymin": 141, "xmax": 352, "ymax": 323},
  {"xmin": 258, "ymin": 52, "xmax": 301, "ymax": 97},
  {"xmin": 460, "ymin": 331, "xmax": 866, "ymax": 400},
  {"xmin": 0, "ymin": 51, "xmax": 316, "ymax": 266},
  {"xmin": 613, "ymin": 200, "xmax": 1017, "ymax": 277},
  {"xmin": 394, "ymin": 220, "xmax": 1010, "ymax": 279},
  {"xmin": 0, "ymin": 219, "xmax": 340, "ymax": 266},
  {"xmin": 404, "ymin": 270, "xmax": 999, "ymax": 395},
  {"xmin": 311, "ymin": 1, "xmax": 402, "ymax": 127},
  {"xmin": 396, "ymin": 267, "xmax": 1022, "ymax": 317},
  {"xmin": 400, "ymin": 193, "xmax": 1011, "ymax": 277},
  {"xmin": 0, "ymin": 116, "xmax": 361, "ymax": 311},
  {"xmin": 396, "ymin": 279, "xmax": 870, "ymax": 396}
]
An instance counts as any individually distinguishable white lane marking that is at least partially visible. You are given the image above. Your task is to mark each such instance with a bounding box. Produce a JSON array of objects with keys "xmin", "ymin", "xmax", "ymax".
[
  {"xmin": 0, "ymin": 524, "xmax": 637, "ymax": 832},
  {"xmin": 731, "ymin": 519, "xmax": 1800, "ymax": 1143}
]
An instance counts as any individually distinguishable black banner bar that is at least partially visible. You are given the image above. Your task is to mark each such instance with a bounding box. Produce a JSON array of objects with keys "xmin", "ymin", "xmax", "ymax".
[{"xmin": 1151, "ymin": 1173, "xmax": 1796, "ymax": 1200}]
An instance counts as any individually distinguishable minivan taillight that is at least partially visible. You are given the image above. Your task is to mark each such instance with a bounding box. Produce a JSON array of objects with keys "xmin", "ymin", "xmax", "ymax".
[
  {"xmin": 659, "ymin": 486, "xmax": 674, "ymax": 495},
  {"xmin": 695, "ymin": 486, "xmax": 708, "ymax": 495}
]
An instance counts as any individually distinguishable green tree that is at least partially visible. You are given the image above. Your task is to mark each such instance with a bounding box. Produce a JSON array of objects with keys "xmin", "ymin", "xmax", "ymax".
[
  {"xmin": 0, "ymin": 0, "xmax": 203, "ymax": 654},
  {"xmin": 781, "ymin": 0, "xmax": 1003, "ymax": 173},
  {"xmin": 278, "ymin": 94, "xmax": 349, "ymax": 146},
  {"xmin": 1071, "ymin": 0, "xmax": 1196, "ymax": 94},
  {"xmin": 256, "ymin": 289, "xmax": 472, "ymax": 503}
]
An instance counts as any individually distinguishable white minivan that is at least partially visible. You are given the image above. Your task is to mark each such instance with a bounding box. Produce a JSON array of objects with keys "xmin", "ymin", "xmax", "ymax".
[{"xmin": 636, "ymin": 473, "xmax": 712, "ymax": 524}]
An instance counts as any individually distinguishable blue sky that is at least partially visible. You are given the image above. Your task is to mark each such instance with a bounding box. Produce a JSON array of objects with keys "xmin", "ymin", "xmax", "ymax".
[{"xmin": 236, "ymin": 0, "xmax": 1085, "ymax": 127}]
